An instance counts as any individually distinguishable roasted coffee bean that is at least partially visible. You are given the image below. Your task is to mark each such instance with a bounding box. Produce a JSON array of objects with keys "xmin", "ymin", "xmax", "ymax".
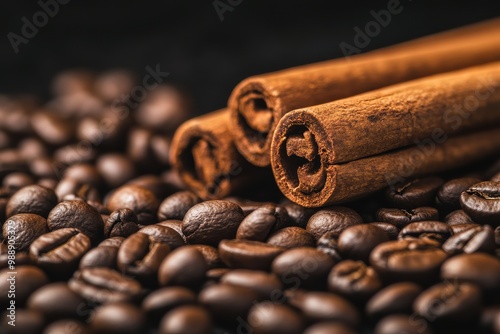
[
  {"xmin": 0, "ymin": 309, "xmax": 45, "ymax": 334},
  {"xmin": 158, "ymin": 246, "xmax": 207, "ymax": 288},
  {"xmin": 29, "ymin": 157, "xmax": 57, "ymax": 179},
  {"xmin": 414, "ymin": 282, "xmax": 482, "ymax": 324},
  {"xmin": 286, "ymin": 290, "xmax": 360, "ymax": 328},
  {"xmin": 63, "ymin": 163, "xmax": 101, "ymax": 186},
  {"xmin": 220, "ymin": 269, "xmax": 282, "ymax": 299},
  {"xmin": 6, "ymin": 185, "xmax": 57, "ymax": 218},
  {"xmin": 370, "ymin": 222, "xmax": 399, "ymax": 240},
  {"xmin": 142, "ymin": 287, "xmax": 196, "ymax": 320},
  {"xmin": 449, "ymin": 223, "xmax": 480, "ymax": 234},
  {"xmin": 18, "ymin": 137, "xmax": 48, "ymax": 161},
  {"xmin": 226, "ymin": 198, "xmax": 275, "ymax": 216},
  {"xmin": 30, "ymin": 228, "xmax": 91, "ymax": 278},
  {"xmin": 94, "ymin": 69, "xmax": 135, "ymax": 101},
  {"xmin": 97, "ymin": 153, "xmax": 136, "ymax": 188},
  {"xmin": 0, "ymin": 266, "xmax": 49, "ymax": 307},
  {"xmin": 159, "ymin": 305, "xmax": 213, "ymax": 334},
  {"xmin": 158, "ymin": 191, "xmax": 200, "ymax": 221},
  {"xmin": 2, "ymin": 172, "xmax": 34, "ymax": 193},
  {"xmin": 328, "ymin": 260, "xmax": 382, "ymax": 304},
  {"xmin": 127, "ymin": 175, "xmax": 173, "ymax": 200},
  {"xmin": 157, "ymin": 219, "xmax": 184, "ymax": 238},
  {"xmin": 441, "ymin": 253, "xmax": 500, "ymax": 297},
  {"xmin": 199, "ymin": 283, "xmax": 261, "ymax": 326},
  {"xmin": 206, "ymin": 268, "xmax": 231, "ymax": 281},
  {"xmin": 316, "ymin": 231, "xmax": 342, "ymax": 261},
  {"xmin": 374, "ymin": 314, "xmax": 431, "ymax": 334},
  {"xmin": 366, "ymin": 282, "xmax": 422, "ymax": 319},
  {"xmin": 236, "ymin": 204, "xmax": 289, "ymax": 241},
  {"xmin": 0, "ymin": 249, "xmax": 32, "ymax": 269},
  {"xmin": 246, "ymin": 303, "xmax": 305, "ymax": 334},
  {"xmin": 303, "ymin": 322, "xmax": 357, "ymax": 334},
  {"xmin": 54, "ymin": 178, "xmax": 101, "ymax": 202},
  {"xmin": 69, "ymin": 267, "xmax": 142, "ymax": 304},
  {"xmin": 338, "ymin": 224, "xmax": 389, "ymax": 262},
  {"xmin": 267, "ymin": 226, "xmax": 315, "ymax": 248},
  {"xmin": 99, "ymin": 236, "xmax": 125, "ymax": 248},
  {"xmin": 106, "ymin": 185, "xmax": 159, "ymax": 225},
  {"xmin": 398, "ymin": 221, "xmax": 452, "ymax": 243},
  {"xmin": 182, "ymin": 200, "xmax": 244, "ymax": 246},
  {"xmin": 492, "ymin": 172, "xmax": 500, "ymax": 182},
  {"xmin": 437, "ymin": 177, "xmax": 481, "ymax": 211},
  {"xmin": 370, "ymin": 239, "xmax": 448, "ymax": 283},
  {"xmin": 460, "ymin": 181, "xmax": 500, "ymax": 226},
  {"xmin": 281, "ymin": 200, "xmax": 316, "ymax": 228},
  {"xmin": 376, "ymin": 207, "xmax": 439, "ymax": 228},
  {"xmin": 2, "ymin": 213, "xmax": 48, "ymax": 252},
  {"xmin": 43, "ymin": 320, "xmax": 90, "ymax": 334},
  {"xmin": 31, "ymin": 110, "xmax": 74, "ymax": 145},
  {"xmin": 118, "ymin": 233, "xmax": 170, "ymax": 283},
  {"xmin": 443, "ymin": 225, "xmax": 496, "ymax": 254},
  {"xmin": 479, "ymin": 307, "xmax": 500, "ymax": 333},
  {"xmin": 139, "ymin": 224, "xmax": 185, "ymax": 249},
  {"xmin": 90, "ymin": 302, "xmax": 146, "ymax": 334},
  {"xmin": 104, "ymin": 208, "xmax": 140, "ymax": 238},
  {"xmin": 272, "ymin": 247, "xmax": 336, "ymax": 289},
  {"xmin": 191, "ymin": 244, "xmax": 223, "ymax": 269},
  {"xmin": 385, "ymin": 177, "xmax": 443, "ymax": 209},
  {"xmin": 47, "ymin": 199, "xmax": 104, "ymax": 244},
  {"xmin": 27, "ymin": 282, "xmax": 85, "ymax": 320},
  {"xmin": 219, "ymin": 239, "xmax": 285, "ymax": 270},
  {"xmin": 80, "ymin": 246, "xmax": 119, "ymax": 269},
  {"xmin": 495, "ymin": 225, "xmax": 500, "ymax": 246},
  {"xmin": 306, "ymin": 207, "xmax": 363, "ymax": 241}
]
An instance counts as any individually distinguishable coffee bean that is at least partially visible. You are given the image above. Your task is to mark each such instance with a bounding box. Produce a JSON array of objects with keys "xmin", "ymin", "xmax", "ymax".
[
  {"xmin": 159, "ymin": 305, "xmax": 213, "ymax": 334},
  {"xmin": 281, "ymin": 200, "xmax": 316, "ymax": 228},
  {"xmin": 366, "ymin": 282, "xmax": 422, "ymax": 319},
  {"xmin": 267, "ymin": 226, "xmax": 315, "ymax": 249},
  {"xmin": 182, "ymin": 200, "xmax": 244, "ymax": 246},
  {"xmin": 441, "ymin": 253, "xmax": 500, "ymax": 298},
  {"xmin": 306, "ymin": 207, "xmax": 363, "ymax": 241},
  {"xmin": 443, "ymin": 225, "xmax": 496, "ymax": 254},
  {"xmin": 142, "ymin": 286, "xmax": 196, "ymax": 320},
  {"xmin": 220, "ymin": 269, "xmax": 282, "ymax": 299},
  {"xmin": 0, "ymin": 266, "xmax": 49, "ymax": 307},
  {"xmin": 328, "ymin": 260, "xmax": 382, "ymax": 303},
  {"xmin": 128, "ymin": 175, "xmax": 173, "ymax": 200},
  {"xmin": 374, "ymin": 314, "xmax": 431, "ymax": 334},
  {"xmin": 27, "ymin": 282, "xmax": 85, "ymax": 320},
  {"xmin": 104, "ymin": 208, "xmax": 140, "ymax": 238},
  {"xmin": 370, "ymin": 239, "xmax": 448, "ymax": 283},
  {"xmin": 157, "ymin": 220, "xmax": 185, "ymax": 240},
  {"xmin": 247, "ymin": 303, "xmax": 305, "ymax": 334},
  {"xmin": 97, "ymin": 154, "xmax": 136, "ymax": 188},
  {"xmin": 370, "ymin": 222, "xmax": 399, "ymax": 240},
  {"xmin": 376, "ymin": 207, "xmax": 439, "ymax": 228},
  {"xmin": 236, "ymin": 204, "xmax": 289, "ymax": 241},
  {"xmin": 495, "ymin": 225, "xmax": 500, "ymax": 246},
  {"xmin": 0, "ymin": 250, "xmax": 32, "ymax": 269},
  {"xmin": 191, "ymin": 244, "xmax": 223, "ymax": 269},
  {"xmin": 158, "ymin": 246, "xmax": 207, "ymax": 288},
  {"xmin": 437, "ymin": 177, "xmax": 481, "ymax": 211},
  {"xmin": 79, "ymin": 246, "xmax": 118, "ymax": 269},
  {"xmin": 219, "ymin": 239, "xmax": 284, "ymax": 270},
  {"xmin": 43, "ymin": 320, "xmax": 90, "ymax": 334},
  {"xmin": 118, "ymin": 232, "xmax": 170, "ymax": 283},
  {"xmin": 139, "ymin": 224, "xmax": 185, "ymax": 249},
  {"xmin": 69, "ymin": 267, "xmax": 142, "ymax": 304},
  {"xmin": 63, "ymin": 163, "xmax": 102, "ymax": 187},
  {"xmin": 338, "ymin": 224, "xmax": 389, "ymax": 262},
  {"xmin": 272, "ymin": 247, "xmax": 336, "ymax": 289},
  {"xmin": 460, "ymin": 181, "xmax": 500, "ymax": 226},
  {"xmin": 385, "ymin": 177, "xmax": 443, "ymax": 209},
  {"xmin": 98, "ymin": 236, "xmax": 125, "ymax": 248},
  {"xmin": 398, "ymin": 221, "xmax": 452, "ymax": 243},
  {"xmin": 30, "ymin": 228, "xmax": 91, "ymax": 278},
  {"xmin": 286, "ymin": 290, "xmax": 360, "ymax": 328},
  {"xmin": 2, "ymin": 172, "xmax": 34, "ymax": 193},
  {"xmin": 31, "ymin": 110, "xmax": 74, "ymax": 145},
  {"xmin": 449, "ymin": 223, "xmax": 480, "ymax": 234},
  {"xmin": 55, "ymin": 178, "xmax": 101, "ymax": 202},
  {"xmin": 414, "ymin": 282, "xmax": 482, "ymax": 324},
  {"xmin": 47, "ymin": 199, "xmax": 104, "ymax": 244},
  {"xmin": 206, "ymin": 268, "xmax": 231, "ymax": 281},
  {"xmin": 227, "ymin": 198, "xmax": 275, "ymax": 216},
  {"xmin": 303, "ymin": 322, "xmax": 357, "ymax": 334},
  {"xmin": 158, "ymin": 191, "xmax": 200, "ymax": 221},
  {"xmin": 6, "ymin": 185, "xmax": 57, "ymax": 218},
  {"xmin": 0, "ymin": 309, "xmax": 44, "ymax": 334},
  {"xmin": 90, "ymin": 302, "xmax": 146, "ymax": 334},
  {"xmin": 316, "ymin": 231, "xmax": 342, "ymax": 261},
  {"xmin": 2, "ymin": 213, "xmax": 48, "ymax": 252},
  {"xmin": 106, "ymin": 185, "xmax": 159, "ymax": 225}
]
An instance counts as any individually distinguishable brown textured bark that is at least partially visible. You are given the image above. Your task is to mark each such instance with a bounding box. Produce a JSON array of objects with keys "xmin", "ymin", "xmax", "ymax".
[{"xmin": 228, "ymin": 18, "xmax": 500, "ymax": 166}]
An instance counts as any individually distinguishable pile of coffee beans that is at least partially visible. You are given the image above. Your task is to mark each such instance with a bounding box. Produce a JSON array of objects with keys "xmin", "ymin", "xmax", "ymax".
[{"xmin": 1, "ymin": 70, "xmax": 500, "ymax": 334}]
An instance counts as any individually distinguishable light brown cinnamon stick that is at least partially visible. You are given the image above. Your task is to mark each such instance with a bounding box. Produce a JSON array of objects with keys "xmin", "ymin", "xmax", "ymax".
[{"xmin": 228, "ymin": 18, "xmax": 500, "ymax": 166}]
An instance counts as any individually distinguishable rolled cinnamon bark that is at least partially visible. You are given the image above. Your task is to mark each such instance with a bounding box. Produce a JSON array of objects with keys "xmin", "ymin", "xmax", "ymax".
[
  {"xmin": 229, "ymin": 18, "xmax": 500, "ymax": 166},
  {"xmin": 170, "ymin": 109, "xmax": 271, "ymax": 200},
  {"xmin": 272, "ymin": 128, "xmax": 500, "ymax": 207}
]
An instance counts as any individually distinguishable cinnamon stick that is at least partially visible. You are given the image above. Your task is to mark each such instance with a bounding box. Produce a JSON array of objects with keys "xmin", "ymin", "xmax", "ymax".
[
  {"xmin": 270, "ymin": 62, "xmax": 500, "ymax": 207},
  {"xmin": 272, "ymin": 128, "xmax": 500, "ymax": 207},
  {"xmin": 228, "ymin": 18, "xmax": 500, "ymax": 166},
  {"xmin": 170, "ymin": 109, "xmax": 272, "ymax": 200}
]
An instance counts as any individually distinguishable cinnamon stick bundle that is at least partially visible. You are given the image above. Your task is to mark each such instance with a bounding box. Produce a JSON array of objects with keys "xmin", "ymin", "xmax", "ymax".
[
  {"xmin": 270, "ymin": 62, "xmax": 500, "ymax": 207},
  {"xmin": 228, "ymin": 18, "xmax": 500, "ymax": 166},
  {"xmin": 170, "ymin": 109, "xmax": 272, "ymax": 200}
]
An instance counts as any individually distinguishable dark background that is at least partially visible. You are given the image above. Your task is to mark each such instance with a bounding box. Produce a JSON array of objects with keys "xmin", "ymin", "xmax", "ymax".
[{"xmin": 0, "ymin": 0, "xmax": 499, "ymax": 114}]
